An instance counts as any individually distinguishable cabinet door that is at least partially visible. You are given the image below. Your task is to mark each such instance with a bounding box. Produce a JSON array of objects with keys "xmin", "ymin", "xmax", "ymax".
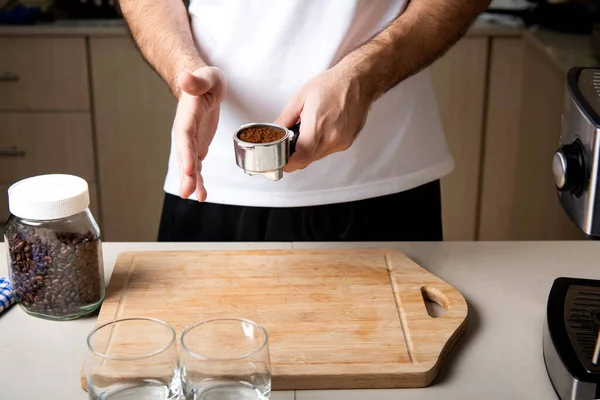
[
  {"xmin": 508, "ymin": 39, "xmax": 584, "ymax": 240},
  {"xmin": 1, "ymin": 183, "xmax": 10, "ymax": 230},
  {"xmin": 90, "ymin": 38, "xmax": 175, "ymax": 241},
  {"xmin": 0, "ymin": 113, "xmax": 96, "ymax": 184},
  {"xmin": 430, "ymin": 38, "xmax": 488, "ymax": 241},
  {"xmin": 477, "ymin": 38, "xmax": 525, "ymax": 240},
  {"xmin": 0, "ymin": 37, "xmax": 89, "ymax": 111}
]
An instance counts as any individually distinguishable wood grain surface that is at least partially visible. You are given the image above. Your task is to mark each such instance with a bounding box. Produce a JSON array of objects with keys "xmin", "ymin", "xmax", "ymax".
[{"xmin": 81, "ymin": 249, "xmax": 468, "ymax": 391}]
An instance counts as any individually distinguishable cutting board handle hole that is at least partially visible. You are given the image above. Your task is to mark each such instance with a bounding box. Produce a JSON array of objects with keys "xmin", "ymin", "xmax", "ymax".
[{"xmin": 421, "ymin": 286, "xmax": 448, "ymax": 318}]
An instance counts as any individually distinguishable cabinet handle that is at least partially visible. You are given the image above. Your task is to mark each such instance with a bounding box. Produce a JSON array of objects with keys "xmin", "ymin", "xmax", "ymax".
[
  {"xmin": 0, "ymin": 72, "xmax": 19, "ymax": 82},
  {"xmin": 0, "ymin": 147, "xmax": 26, "ymax": 156}
]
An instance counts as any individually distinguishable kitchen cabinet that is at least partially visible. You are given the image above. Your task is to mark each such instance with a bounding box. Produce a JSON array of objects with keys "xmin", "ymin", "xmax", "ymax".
[
  {"xmin": 433, "ymin": 35, "xmax": 583, "ymax": 241},
  {"xmin": 0, "ymin": 183, "xmax": 11, "ymax": 229},
  {"xmin": 0, "ymin": 38, "xmax": 89, "ymax": 111},
  {"xmin": 508, "ymin": 38, "xmax": 584, "ymax": 240},
  {"xmin": 90, "ymin": 38, "xmax": 175, "ymax": 242},
  {"xmin": 0, "ymin": 37, "xmax": 97, "ymax": 236},
  {"xmin": 478, "ymin": 38, "xmax": 526, "ymax": 240},
  {"xmin": 431, "ymin": 37, "xmax": 488, "ymax": 241},
  {"xmin": 0, "ymin": 113, "xmax": 96, "ymax": 183}
]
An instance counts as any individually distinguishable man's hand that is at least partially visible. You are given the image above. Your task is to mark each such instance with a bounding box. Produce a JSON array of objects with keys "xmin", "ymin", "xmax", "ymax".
[
  {"xmin": 117, "ymin": 0, "xmax": 226, "ymax": 200},
  {"xmin": 274, "ymin": 65, "xmax": 371, "ymax": 172},
  {"xmin": 173, "ymin": 66, "xmax": 227, "ymax": 201},
  {"xmin": 275, "ymin": 0, "xmax": 490, "ymax": 174}
]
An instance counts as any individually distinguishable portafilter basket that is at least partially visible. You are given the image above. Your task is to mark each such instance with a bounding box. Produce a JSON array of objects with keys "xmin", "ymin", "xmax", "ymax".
[{"xmin": 233, "ymin": 122, "xmax": 300, "ymax": 181}]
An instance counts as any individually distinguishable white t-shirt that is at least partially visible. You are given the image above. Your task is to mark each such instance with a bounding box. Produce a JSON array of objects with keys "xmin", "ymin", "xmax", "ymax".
[{"xmin": 163, "ymin": 0, "xmax": 454, "ymax": 208}]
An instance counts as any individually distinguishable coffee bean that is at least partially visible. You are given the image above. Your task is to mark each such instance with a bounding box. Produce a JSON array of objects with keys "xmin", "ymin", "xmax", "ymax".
[{"xmin": 7, "ymin": 225, "xmax": 104, "ymax": 319}]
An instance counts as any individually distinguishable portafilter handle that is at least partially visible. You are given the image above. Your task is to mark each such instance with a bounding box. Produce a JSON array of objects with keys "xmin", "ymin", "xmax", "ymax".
[{"xmin": 289, "ymin": 122, "xmax": 301, "ymax": 155}]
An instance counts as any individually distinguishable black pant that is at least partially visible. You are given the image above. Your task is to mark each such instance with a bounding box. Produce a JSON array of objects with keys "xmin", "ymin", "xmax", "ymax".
[{"xmin": 157, "ymin": 180, "xmax": 443, "ymax": 242}]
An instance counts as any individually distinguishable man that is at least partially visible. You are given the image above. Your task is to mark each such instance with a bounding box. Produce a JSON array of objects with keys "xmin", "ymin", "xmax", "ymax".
[{"xmin": 118, "ymin": 0, "xmax": 490, "ymax": 242}]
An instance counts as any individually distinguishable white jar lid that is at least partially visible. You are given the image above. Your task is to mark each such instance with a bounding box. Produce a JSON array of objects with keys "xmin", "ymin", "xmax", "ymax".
[{"xmin": 8, "ymin": 174, "xmax": 90, "ymax": 220}]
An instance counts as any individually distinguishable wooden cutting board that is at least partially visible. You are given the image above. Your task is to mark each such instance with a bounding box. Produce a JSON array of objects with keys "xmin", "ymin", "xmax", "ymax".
[{"xmin": 80, "ymin": 248, "xmax": 468, "ymax": 391}]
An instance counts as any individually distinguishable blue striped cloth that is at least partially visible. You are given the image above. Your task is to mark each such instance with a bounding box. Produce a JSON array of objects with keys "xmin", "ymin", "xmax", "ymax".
[{"xmin": 0, "ymin": 277, "xmax": 15, "ymax": 314}]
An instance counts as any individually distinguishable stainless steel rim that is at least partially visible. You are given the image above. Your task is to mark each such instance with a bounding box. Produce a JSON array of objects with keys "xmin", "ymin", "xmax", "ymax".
[{"xmin": 233, "ymin": 122, "xmax": 290, "ymax": 147}]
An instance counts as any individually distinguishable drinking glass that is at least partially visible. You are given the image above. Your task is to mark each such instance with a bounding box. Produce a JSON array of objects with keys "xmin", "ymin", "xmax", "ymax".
[
  {"xmin": 86, "ymin": 317, "xmax": 181, "ymax": 400},
  {"xmin": 180, "ymin": 318, "xmax": 271, "ymax": 400}
]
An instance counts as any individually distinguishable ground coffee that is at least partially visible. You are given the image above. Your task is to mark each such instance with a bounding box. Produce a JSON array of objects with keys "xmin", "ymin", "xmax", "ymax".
[
  {"xmin": 238, "ymin": 126, "xmax": 285, "ymax": 143},
  {"xmin": 7, "ymin": 228, "xmax": 103, "ymax": 318}
]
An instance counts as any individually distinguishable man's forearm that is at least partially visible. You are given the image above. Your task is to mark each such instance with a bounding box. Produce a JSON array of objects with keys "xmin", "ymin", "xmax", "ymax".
[
  {"xmin": 118, "ymin": 0, "xmax": 206, "ymax": 98},
  {"xmin": 339, "ymin": 0, "xmax": 492, "ymax": 102}
]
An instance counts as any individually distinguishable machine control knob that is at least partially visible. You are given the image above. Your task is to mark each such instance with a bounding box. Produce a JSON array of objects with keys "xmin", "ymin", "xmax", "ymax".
[{"xmin": 553, "ymin": 140, "xmax": 586, "ymax": 194}]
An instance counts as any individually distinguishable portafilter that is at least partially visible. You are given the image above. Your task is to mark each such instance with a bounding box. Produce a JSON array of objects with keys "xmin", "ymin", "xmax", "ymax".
[{"xmin": 233, "ymin": 122, "xmax": 300, "ymax": 181}]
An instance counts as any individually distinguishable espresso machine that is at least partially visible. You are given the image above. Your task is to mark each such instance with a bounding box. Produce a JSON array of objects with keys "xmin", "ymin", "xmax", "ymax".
[{"xmin": 545, "ymin": 67, "xmax": 600, "ymax": 399}]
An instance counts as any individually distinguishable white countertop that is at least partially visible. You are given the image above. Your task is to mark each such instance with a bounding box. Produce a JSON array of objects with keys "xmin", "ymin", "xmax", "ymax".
[
  {"xmin": 2, "ymin": 241, "xmax": 600, "ymax": 399},
  {"xmin": 525, "ymin": 28, "xmax": 599, "ymax": 72}
]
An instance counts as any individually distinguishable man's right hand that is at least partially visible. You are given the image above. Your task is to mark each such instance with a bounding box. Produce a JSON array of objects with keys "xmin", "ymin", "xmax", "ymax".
[{"xmin": 173, "ymin": 66, "xmax": 227, "ymax": 202}]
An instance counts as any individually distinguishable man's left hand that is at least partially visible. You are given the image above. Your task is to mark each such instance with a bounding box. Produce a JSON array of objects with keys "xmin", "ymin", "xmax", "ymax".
[{"xmin": 274, "ymin": 65, "xmax": 372, "ymax": 173}]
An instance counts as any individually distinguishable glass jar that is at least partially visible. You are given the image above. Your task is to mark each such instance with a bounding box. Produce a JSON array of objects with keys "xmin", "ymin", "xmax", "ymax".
[{"xmin": 4, "ymin": 174, "xmax": 105, "ymax": 321}]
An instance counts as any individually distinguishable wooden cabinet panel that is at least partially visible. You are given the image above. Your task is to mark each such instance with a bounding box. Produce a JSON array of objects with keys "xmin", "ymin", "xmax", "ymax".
[
  {"xmin": 0, "ymin": 37, "xmax": 89, "ymax": 111},
  {"xmin": 90, "ymin": 38, "xmax": 175, "ymax": 241},
  {"xmin": 478, "ymin": 38, "xmax": 525, "ymax": 240},
  {"xmin": 430, "ymin": 38, "xmax": 489, "ymax": 241},
  {"xmin": 0, "ymin": 183, "xmax": 9, "ymax": 226},
  {"xmin": 0, "ymin": 113, "xmax": 95, "ymax": 184},
  {"xmin": 509, "ymin": 39, "xmax": 584, "ymax": 240}
]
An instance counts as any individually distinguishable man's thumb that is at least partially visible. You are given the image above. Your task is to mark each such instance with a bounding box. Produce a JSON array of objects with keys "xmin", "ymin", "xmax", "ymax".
[
  {"xmin": 274, "ymin": 96, "xmax": 302, "ymax": 129},
  {"xmin": 177, "ymin": 70, "xmax": 211, "ymax": 97}
]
